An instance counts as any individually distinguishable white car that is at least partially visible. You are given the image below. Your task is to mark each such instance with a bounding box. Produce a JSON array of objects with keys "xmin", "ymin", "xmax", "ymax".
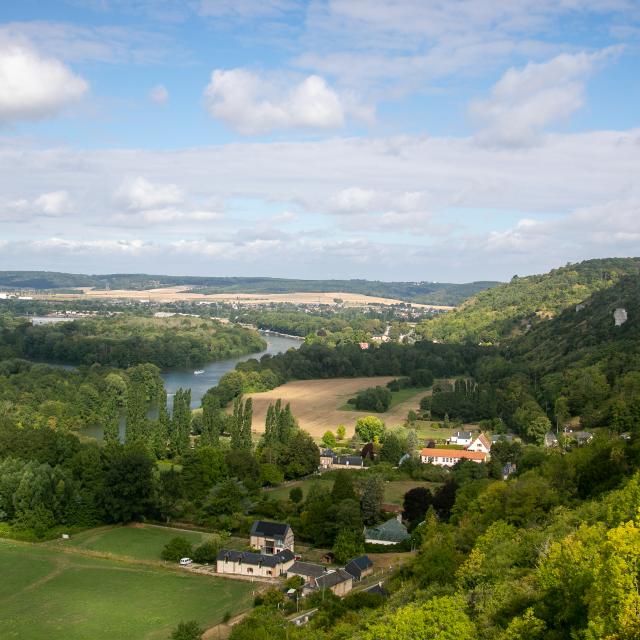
[{"xmin": 179, "ymin": 557, "xmax": 193, "ymax": 566}]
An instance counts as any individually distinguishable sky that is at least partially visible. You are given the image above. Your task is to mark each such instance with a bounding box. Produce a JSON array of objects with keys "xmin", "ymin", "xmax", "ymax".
[{"xmin": 0, "ymin": 1, "xmax": 639, "ymax": 283}]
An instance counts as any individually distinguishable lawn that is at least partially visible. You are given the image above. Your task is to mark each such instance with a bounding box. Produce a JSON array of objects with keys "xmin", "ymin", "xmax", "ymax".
[
  {"xmin": 383, "ymin": 479, "xmax": 439, "ymax": 505},
  {"xmin": 58, "ymin": 524, "xmax": 211, "ymax": 562},
  {"xmin": 264, "ymin": 477, "xmax": 332, "ymax": 501},
  {"xmin": 339, "ymin": 386, "xmax": 430, "ymax": 412},
  {"xmin": 0, "ymin": 540, "xmax": 255, "ymax": 640}
]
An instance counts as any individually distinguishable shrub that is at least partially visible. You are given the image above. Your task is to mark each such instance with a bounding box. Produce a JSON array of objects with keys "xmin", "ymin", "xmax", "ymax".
[
  {"xmin": 289, "ymin": 486, "xmax": 303, "ymax": 503},
  {"xmin": 161, "ymin": 537, "xmax": 193, "ymax": 562}
]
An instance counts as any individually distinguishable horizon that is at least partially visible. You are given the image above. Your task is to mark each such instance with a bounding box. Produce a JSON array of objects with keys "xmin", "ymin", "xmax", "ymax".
[{"xmin": 0, "ymin": 2, "xmax": 639, "ymax": 280}]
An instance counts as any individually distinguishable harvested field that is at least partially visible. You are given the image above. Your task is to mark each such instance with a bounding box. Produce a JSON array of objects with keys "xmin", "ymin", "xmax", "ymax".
[
  {"xmin": 245, "ymin": 377, "xmax": 432, "ymax": 437},
  {"xmin": 37, "ymin": 287, "xmax": 452, "ymax": 309}
]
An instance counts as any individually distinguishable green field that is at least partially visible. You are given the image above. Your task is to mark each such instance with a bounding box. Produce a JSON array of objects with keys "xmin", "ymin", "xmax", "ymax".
[
  {"xmin": 339, "ymin": 386, "xmax": 429, "ymax": 412},
  {"xmin": 59, "ymin": 525, "xmax": 211, "ymax": 561},
  {"xmin": 383, "ymin": 480, "xmax": 439, "ymax": 505},
  {"xmin": 0, "ymin": 540, "xmax": 255, "ymax": 640},
  {"xmin": 54, "ymin": 524, "xmax": 250, "ymax": 562},
  {"xmin": 264, "ymin": 477, "xmax": 332, "ymax": 501}
]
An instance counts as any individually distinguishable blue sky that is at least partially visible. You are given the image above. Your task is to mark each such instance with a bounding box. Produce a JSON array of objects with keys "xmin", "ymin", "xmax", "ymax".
[{"xmin": 0, "ymin": 0, "xmax": 639, "ymax": 282}]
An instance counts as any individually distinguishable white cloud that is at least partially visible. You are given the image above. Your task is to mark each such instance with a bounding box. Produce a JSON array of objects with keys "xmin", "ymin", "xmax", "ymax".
[
  {"xmin": 204, "ymin": 69, "xmax": 370, "ymax": 134},
  {"xmin": 0, "ymin": 44, "xmax": 88, "ymax": 123},
  {"xmin": 328, "ymin": 187, "xmax": 428, "ymax": 214},
  {"xmin": 197, "ymin": 0, "xmax": 297, "ymax": 18},
  {"xmin": 117, "ymin": 176, "xmax": 183, "ymax": 210},
  {"xmin": 34, "ymin": 190, "xmax": 73, "ymax": 216},
  {"xmin": 149, "ymin": 84, "xmax": 169, "ymax": 104},
  {"xmin": 469, "ymin": 48, "xmax": 620, "ymax": 146}
]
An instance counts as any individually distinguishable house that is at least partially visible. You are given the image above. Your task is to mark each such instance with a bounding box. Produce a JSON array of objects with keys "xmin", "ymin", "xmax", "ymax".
[
  {"xmin": 287, "ymin": 561, "xmax": 327, "ymax": 582},
  {"xmin": 502, "ymin": 463, "xmax": 517, "ymax": 480},
  {"xmin": 364, "ymin": 582, "xmax": 388, "ymax": 597},
  {"xmin": 216, "ymin": 549, "xmax": 294, "ymax": 578},
  {"xmin": 344, "ymin": 555, "xmax": 374, "ymax": 581},
  {"xmin": 314, "ymin": 569, "xmax": 353, "ymax": 597},
  {"xmin": 250, "ymin": 520, "xmax": 295, "ymax": 554},
  {"xmin": 466, "ymin": 433, "xmax": 491, "ymax": 454},
  {"xmin": 420, "ymin": 448, "xmax": 487, "ymax": 467},
  {"xmin": 364, "ymin": 516, "xmax": 410, "ymax": 546},
  {"xmin": 319, "ymin": 449, "xmax": 364, "ymax": 470},
  {"xmin": 448, "ymin": 431, "xmax": 473, "ymax": 446},
  {"xmin": 572, "ymin": 431, "xmax": 594, "ymax": 445},
  {"xmin": 544, "ymin": 432, "xmax": 559, "ymax": 448}
]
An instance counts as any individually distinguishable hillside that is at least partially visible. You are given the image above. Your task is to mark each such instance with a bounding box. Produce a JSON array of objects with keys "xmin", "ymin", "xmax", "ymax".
[
  {"xmin": 0, "ymin": 271, "xmax": 498, "ymax": 306},
  {"xmin": 512, "ymin": 275, "xmax": 640, "ymax": 376},
  {"xmin": 417, "ymin": 257, "xmax": 640, "ymax": 344}
]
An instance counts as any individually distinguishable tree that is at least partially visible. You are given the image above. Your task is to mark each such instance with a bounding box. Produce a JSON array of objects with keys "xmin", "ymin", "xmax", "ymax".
[
  {"xmin": 337, "ymin": 424, "xmax": 346, "ymax": 440},
  {"xmin": 379, "ymin": 432, "xmax": 405, "ymax": 464},
  {"xmin": 102, "ymin": 387, "xmax": 120, "ymax": 445},
  {"xmin": 259, "ymin": 463, "xmax": 284, "ymax": 486},
  {"xmin": 101, "ymin": 445, "xmax": 154, "ymax": 523},
  {"xmin": 170, "ymin": 388, "xmax": 192, "ymax": 457},
  {"xmin": 363, "ymin": 595, "xmax": 476, "ymax": 640},
  {"xmin": 241, "ymin": 397, "xmax": 253, "ymax": 449},
  {"xmin": 333, "ymin": 529, "xmax": 365, "ymax": 564},
  {"xmin": 331, "ymin": 470, "xmax": 357, "ymax": 502},
  {"xmin": 403, "ymin": 486, "xmax": 433, "ymax": 525},
  {"xmin": 278, "ymin": 430, "xmax": 320, "ymax": 479},
  {"xmin": 355, "ymin": 416, "xmax": 385, "ymax": 442},
  {"xmin": 289, "ymin": 486, "xmax": 303, "ymax": 503},
  {"xmin": 161, "ymin": 537, "xmax": 193, "ymax": 562},
  {"xmin": 200, "ymin": 393, "xmax": 221, "ymax": 447},
  {"xmin": 157, "ymin": 467, "xmax": 184, "ymax": 522},
  {"xmin": 151, "ymin": 387, "xmax": 169, "ymax": 458},
  {"xmin": 322, "ymin": 430, "xmax": 337, "ymax": 448},
  {"xmin": 193, "ymin": 533, "xmax": 229, "ymax": 564},
  {"xmin": 125, "ymin": 380, "xmax": 148, "ymax": 447},
  {"xmin": 361, "ymin": 474, "xmax": 385, "ymax": 524},
  {"xmin": 182, "ymin": 447, "xmax": 228, "ymax": 501},
  {"xmin": 171, "ymin": 620, "xmax": 203, "ymax": 640}
]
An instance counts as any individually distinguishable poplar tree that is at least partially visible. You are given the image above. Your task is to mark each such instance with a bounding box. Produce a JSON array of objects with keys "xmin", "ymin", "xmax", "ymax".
[
  {"xmin": 230, "ymin": 396, "xmax": 244, "ymax": 449},
  {"xmin": 241, "ymin": 397, "xmax": 253, "ymax": 449},
  {"xmin": 125, "ymin": 380, "xmax": 147, "ymax": 446},
  {"xmin": 102, "ymin": 388, "xmax": 120, "ymax": 445},
  {"xmin": 151, "ymin": 388, "xmax": 169, "ymax": 458},
  {"xmin": 201, "ymin": 394, "xmax": 221, "ymax": 447}
]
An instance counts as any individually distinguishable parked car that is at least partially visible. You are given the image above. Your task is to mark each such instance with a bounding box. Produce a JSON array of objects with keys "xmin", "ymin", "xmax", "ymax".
[{"xmin": 179, "ymin": 557, "xmax": 193, "ymax": 566}]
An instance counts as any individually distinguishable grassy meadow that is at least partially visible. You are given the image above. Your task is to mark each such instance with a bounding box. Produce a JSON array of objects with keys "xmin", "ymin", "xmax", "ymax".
[{"xmin": 0, "ymin": 539, "xmax": 255, "ymax": 640}]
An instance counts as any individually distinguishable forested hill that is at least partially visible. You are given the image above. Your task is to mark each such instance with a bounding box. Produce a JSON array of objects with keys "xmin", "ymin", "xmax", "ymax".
[
  {"xmin": 417, "ymin": 257, "xmax": 640, "ymax": 344},
  {"xmin": 511, "ymin": 274, "xmax": 640, "ymax": 376},
  {"xmin": 0, "ymin": 271, "xmax": 498, "ymax": 306}
]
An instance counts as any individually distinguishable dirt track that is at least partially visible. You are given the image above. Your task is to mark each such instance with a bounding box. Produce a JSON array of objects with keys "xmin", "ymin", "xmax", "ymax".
[{"xmin": 246, "ymin": 377, "xmax": 428, "ymax": 437}]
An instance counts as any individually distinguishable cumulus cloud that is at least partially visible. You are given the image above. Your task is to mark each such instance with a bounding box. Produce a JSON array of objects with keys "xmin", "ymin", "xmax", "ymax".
[
  {"xmin": 149, "ymin": 84, "xmax": 169, "ymax": 104},
  {"xmin": 117, "ymin": 176, "xmax": 183, "ymax": 210},
  {"xmin": 203, "ymin": 69, "xmax": 371, "ymax": 134},
  {"xmin": 470, "ymin": 48, "xmax": 620, "ymax": 146},
  {"xmin": 34, "ymin": 190, "xmax": 73, "ymax": 216},
  {"xmin": 0, "ymin": 44, "xmax": 88, "ymax": 123}
]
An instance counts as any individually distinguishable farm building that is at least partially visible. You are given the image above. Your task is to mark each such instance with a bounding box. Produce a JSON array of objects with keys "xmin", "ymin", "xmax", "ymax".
[
  {"xmin": 216, "ymin": 549, "xmax": 295, "ymax": 578},
  {"xmin": 319, "ymin": 449, "xmax": 365, "ymax": 470},
  {"xmin": 344, "ymin": 555, "xmax": 374, "ymax": 581}
]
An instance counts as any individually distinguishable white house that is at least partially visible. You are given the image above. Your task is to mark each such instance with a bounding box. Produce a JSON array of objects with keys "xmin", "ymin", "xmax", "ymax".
[
  {"xmin": 420, "ymin": 448, "xmax": 487, "ymax": 467},
  {"xmin": 466, "ymin": 434, "xmax": 491, "ymax": 454},
  {"xmin": 448, "ymin": 431, "xmax": 473, "ymax": 446},
  {"xmin": 250, "ymin": 520, "xmax": 295, "ymax": 554}
]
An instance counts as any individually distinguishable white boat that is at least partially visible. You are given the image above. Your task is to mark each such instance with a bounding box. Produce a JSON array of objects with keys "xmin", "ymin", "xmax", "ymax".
[{"xmin": 193, "ymin": 369, "xmax": 205, "ymax": 375}]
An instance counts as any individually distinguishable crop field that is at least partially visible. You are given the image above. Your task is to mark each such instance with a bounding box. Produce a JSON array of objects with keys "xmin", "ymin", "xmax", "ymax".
[
  {"xmin": 246, "ymin": 377, "xmax": 432, "ymax": 437},
  {"xmin": 0, "ymin": 539, "xmax": 255, "ymax": 640}
]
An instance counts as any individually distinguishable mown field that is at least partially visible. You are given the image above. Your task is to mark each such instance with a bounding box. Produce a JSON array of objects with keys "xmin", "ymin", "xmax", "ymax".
[
  {"xmin": 246, "ymin": 377, "xmax": 433, "ymax": 437},
  {"xmin": 52, "ymin": 524, "xmax": 250, "ymax": 562},
  {"xmin": 0, "ymin": 540, "xmax": 255, "ymax": 640}
]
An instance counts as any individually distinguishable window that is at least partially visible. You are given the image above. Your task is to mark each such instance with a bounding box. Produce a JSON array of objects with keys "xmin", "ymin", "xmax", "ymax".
[{"xmin": 246, "ymin": 567, "xmax": 253, "ymax": 574}]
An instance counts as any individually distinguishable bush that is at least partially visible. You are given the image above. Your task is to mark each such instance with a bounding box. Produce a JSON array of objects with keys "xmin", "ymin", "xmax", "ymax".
[
  {"xmin": 289, "ymin": 486, "xmax": 303, "ymax": 503},
  {"xmin": 354, "ymin": 386, "xmax": 392, "ymax": 412},
  {"xmin": 161, "ymin": 537, "xmax": 193, "ymax": 562},
  {"xmin": 171, "ymin": 620, "xmax": 203, "ymax": 640}
]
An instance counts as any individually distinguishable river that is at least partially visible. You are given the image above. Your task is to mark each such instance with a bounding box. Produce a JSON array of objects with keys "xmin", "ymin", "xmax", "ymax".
[{"xmin": 163, "ymin": 332, "xmax": 302, "ymax": 409}]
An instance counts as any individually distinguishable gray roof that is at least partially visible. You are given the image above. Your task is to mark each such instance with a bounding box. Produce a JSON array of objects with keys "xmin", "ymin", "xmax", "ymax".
[
  {"xmin": 250, "ymin": 520, "xmax": 291, "ymax": 538},
  {"xmin": 288, "ymin": 561, "xmax": 326, "ymax": 578},
  {"xmin": 217, "ymin": 549, "xmax": 294, "ymax": 567},
  {"xmin": 334, "ymin": 456, "xmax": 363, "ymax": 466},
  {"xmin": 345, "ymin": 555, "xmax": 373, "ymax": 578},
  {"xmin": 491, "ymin": 433, "xmax": 514, "ymax": 443},
  {"xmin": 315, "ymin": 569, "xmax": 353, "ymax": 590},
  {"xmin": 454, "ymin": 431, "xmax": 472, "ymax": 439},
  {"xmin": 364, "ymin": 518, "xmax": 410, "ymax": 543}
]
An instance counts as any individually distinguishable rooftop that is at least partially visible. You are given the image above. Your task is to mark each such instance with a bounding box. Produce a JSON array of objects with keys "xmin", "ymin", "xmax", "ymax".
[
  {"xmin": 315, "ymin": 569, "xmax": 353, "ymax": 590},
  {"xmin": 217, "ymin": 549, "xmax": 294, "ymax": 567},
  {"xmin": 345, "ymin": 555, "xmax": 373, "ymax": 577},
  {"xmin": 288, "ymin": 561, "xmax": 326, "ymax": 579},
  {"xmin": 420, "ymin": 448, "xmax": 487, "ymax": 461},
  {"xmin": 250, "ymin": 520, "xmax": 291, "ymax": 538},
  {"xmin": 364, "ymin": 517, "xmax": 410, "ymax": 543}
]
